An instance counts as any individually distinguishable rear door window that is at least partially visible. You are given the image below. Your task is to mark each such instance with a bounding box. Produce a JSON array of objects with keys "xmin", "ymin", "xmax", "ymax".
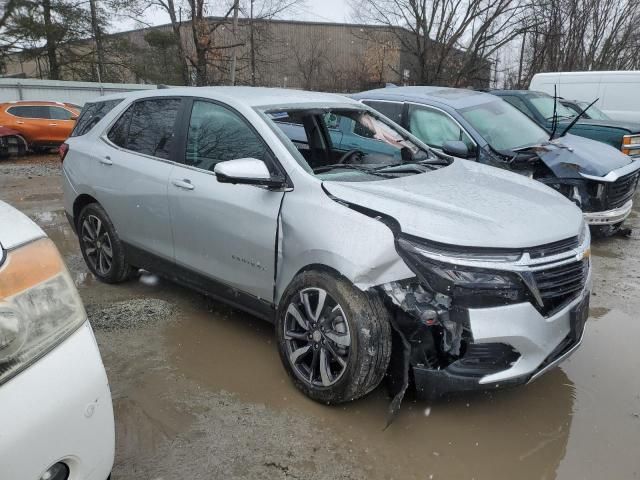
[
  {"xmin": 361, "ymin": 100, "xmax": 404, "ymax": 124},
  {"xmin": 48, "ymin": 106, "xmax": 74, "ymax": 120},
  {"xmin": 7, "ymin": 105, "xmax": 49, "ymax": 119},
  {"xmin": 185, "ymin": 100, "xmax": 271, "ymax": 171},
  {"xmin": 107, "ymin": 98, "xmax": 181, "ymax": 160},
  {"xmin": 72, "ymin": 99, "xmax": 123, "ymax": 137}
]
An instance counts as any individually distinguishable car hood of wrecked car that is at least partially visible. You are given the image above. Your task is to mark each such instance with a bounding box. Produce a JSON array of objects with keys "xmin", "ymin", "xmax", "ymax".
[
  {"xmin": 535, "ymin": 133, "xmax": 634, "ymax": 178},
  {"xmin": 322, "ymin": 159, "xmax": 584, "ymax": 249}
]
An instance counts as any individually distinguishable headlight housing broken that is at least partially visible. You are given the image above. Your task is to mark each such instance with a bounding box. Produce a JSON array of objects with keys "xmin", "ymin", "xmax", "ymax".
[
  {"xmin": 396, "ymin": 236, "xmax": 527, "ymax": 307},
  {"xmin": 0, "ymin": 238, "xmax": 86, "ymax": 385}
]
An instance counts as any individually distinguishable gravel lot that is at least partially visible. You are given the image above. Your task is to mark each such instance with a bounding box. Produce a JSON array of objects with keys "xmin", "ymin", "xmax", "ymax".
[{"xmin": 1, "ymin": 154, "xmax": 639, "ymax": 480}]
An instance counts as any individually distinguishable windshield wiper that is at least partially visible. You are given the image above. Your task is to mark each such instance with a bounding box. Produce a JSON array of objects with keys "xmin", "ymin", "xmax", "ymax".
[
  {"xmin": 559, "ymin": 98, "xmax": 598, "ymax": 137},
  {"xmin": 313, "ymin": 164, "xmax": 397, "ymax": 178}
]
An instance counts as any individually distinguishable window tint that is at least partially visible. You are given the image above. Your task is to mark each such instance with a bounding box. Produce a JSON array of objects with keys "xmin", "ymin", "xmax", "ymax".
[
  {"xmin": 185, "ymin": 100, "xmax": 270, "ymax": 171},
  {"xmin": 7, "ymin": 105, "xmax": 49, "ymax": 119},
  {"xmin": 107, "ymin": 105, "xmax": 133, "ymax": 148},
  {"xmin": 48, "ymin": 106, "xmax": 74, "ymax": 120},
  {"xmin": 408, "ymin": 105, "xmax": 474, "ymax": 150},
  {"xmin": 126, "ymin": 98, "xmax": 181, "ymax": 159},
  {"xmin": 72, "ymin": 99, "xmax": 123, "ymax": 137},
  {"xmin": 362, "ymin": 100, "xmax": 404, "ymax": 124}
]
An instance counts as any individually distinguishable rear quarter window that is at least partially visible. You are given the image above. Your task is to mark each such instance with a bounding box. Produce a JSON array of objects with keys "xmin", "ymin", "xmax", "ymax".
[{"xmin": 71, "ymin": 99, "xmax": 123, "ymax": 137}]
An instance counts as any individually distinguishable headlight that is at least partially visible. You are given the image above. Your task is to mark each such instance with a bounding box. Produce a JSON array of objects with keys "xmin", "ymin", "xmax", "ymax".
[
  {"xmin": 397, "ymin": 237, "xmax": 527, "ymax": 307},
  {"xmin": 622, "ymin": 134, "xmax": 640, "ymax": 155},
  {"xmin": 0, "ymin": 238, "xmax": 85, "ymax": 385}
]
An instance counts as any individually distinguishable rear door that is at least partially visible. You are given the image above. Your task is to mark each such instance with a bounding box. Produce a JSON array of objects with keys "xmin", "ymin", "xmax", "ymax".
[
  {"xmin": 167, "ymin": 98, "xmax": 285, "ymax": 303},
  {"xmin": 47, "ymin": 105, "xmax": 77, "ymax": 143},
  {"xmin": 94, "ymin": 97, "xmax": 182, "ymax": 262}
]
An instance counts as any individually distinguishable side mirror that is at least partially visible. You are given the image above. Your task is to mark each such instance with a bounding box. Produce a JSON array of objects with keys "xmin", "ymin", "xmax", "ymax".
[
  {"xmin": 442, "ymin": 140, "xmax": 470, "ymax": 158},
  {"xmin": 71, "ymin": 115, "xmax": 79, "ymax": 121},
  {"xmin": 214, "ymin": 158, "xmax": 286, "ymax": 188}
]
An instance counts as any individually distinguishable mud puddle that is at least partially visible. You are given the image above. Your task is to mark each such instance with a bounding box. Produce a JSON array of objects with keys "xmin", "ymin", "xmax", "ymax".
[{"xmin": 165, "ymin": 297, "xmax": 640, "ymax": 480}]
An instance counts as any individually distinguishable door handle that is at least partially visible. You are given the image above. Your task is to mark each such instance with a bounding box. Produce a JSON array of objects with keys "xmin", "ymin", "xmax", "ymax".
[
  {"xmin": 172, "ymin": 179, "xmax": 195, "ymax": 190},
  {"xmin": 49, "ymin": 123, "xmax": 58, "ymax": 126},
  {"xmin": 16, "ymin": 121, "xmax": 24, "ymax": 124},
  {"xmin": 99, "ymin": 156, "xmax": 113, "ymax": 166}
]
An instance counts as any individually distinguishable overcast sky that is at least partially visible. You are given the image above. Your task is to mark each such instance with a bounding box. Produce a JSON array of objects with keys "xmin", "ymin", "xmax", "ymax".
[{"xmin": 123, "ymin": 0, "xmax": 353, "ymax": 32}]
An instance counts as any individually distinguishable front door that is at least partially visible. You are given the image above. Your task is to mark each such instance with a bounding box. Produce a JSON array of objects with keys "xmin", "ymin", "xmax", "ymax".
[{"xmin": 168, "ymin": 99, "xmax": 285, "ymax": 303}]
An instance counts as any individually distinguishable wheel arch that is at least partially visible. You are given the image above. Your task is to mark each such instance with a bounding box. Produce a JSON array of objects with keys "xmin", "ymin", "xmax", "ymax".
[{"xmin": 73, "ymin": 194, "xmax": 100, "ymax": 229}]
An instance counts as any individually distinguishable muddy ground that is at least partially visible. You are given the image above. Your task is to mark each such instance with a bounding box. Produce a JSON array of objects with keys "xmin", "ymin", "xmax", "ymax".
[{"xmin": 2, "ymin": 154, "xmax": 639, "ymax": 480}]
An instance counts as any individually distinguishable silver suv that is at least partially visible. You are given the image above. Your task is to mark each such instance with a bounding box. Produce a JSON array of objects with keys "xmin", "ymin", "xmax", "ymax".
[{"xmin": 62, "ymin": 87, "xmax": 591, "ymax": 406}]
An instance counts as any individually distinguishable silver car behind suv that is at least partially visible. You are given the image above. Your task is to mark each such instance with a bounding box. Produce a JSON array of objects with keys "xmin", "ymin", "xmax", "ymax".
[{"xmin": 62, "ymin": 87, "xmax": 591, "ymax": 406}]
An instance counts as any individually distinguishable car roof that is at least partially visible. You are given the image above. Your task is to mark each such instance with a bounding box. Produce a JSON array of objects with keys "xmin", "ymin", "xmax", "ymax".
[
  {"xmin": 93, "ymin": 87, "xmax": 357, "ymax": 108},
  {"xmin": 353, "ymin": 86, "xmax": 499, "ymax": 110},
  {"xmin": 491, "ymin": 89, "xmax": 550, "ymax": 97},
  {"xmin": 0, "ymin": 100, "xmax": 75, "ymax": 107}
]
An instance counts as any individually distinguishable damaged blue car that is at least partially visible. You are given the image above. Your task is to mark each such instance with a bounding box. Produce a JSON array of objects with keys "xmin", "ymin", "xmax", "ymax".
[{"xmin": 354, "ymin": 86, "xmax": 640, "ymax": 235}]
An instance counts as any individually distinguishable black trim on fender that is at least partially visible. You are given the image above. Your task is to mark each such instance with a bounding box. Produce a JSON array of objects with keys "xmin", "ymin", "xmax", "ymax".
[{"xmin": 123, "ymin": 242, "xmax": 275, "ymax": 322}]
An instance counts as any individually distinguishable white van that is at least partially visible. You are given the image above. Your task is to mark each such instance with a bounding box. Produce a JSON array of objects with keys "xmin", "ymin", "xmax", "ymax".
[{"xmin": 530, "ymin": 71, "xmax": 640, "ymax": 122}]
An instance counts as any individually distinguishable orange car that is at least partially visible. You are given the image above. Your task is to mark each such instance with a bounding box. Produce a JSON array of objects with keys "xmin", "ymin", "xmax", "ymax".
[{"xmin": 0, "ymin": 101, "xmax": 80, "ymax": 150}]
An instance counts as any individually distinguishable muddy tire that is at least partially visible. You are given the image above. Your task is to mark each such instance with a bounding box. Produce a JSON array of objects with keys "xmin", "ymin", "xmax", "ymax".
[
  {"xmin": 276, "ymin": 270, "xmax": 392, "ymax": 404},
  {"xmin": 77, "ymin": 203, "xmax": 134, "ymax": 284}
]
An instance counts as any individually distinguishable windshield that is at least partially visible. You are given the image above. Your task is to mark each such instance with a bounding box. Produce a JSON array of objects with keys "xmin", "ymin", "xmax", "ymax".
[
  {"xmin": 529, "ymin": 95, "xmax": 576, "ymax": 120},
  {"xmin": 265, "ymin": 107, "xmax": 446, "ymax": 182},
  {"xmin": 577, "ymin": 101, "xmax": 610, "ymax": 120},
  {"xmin": 460, "ymin": 100, "xmax": 549, "ymax": 151}
]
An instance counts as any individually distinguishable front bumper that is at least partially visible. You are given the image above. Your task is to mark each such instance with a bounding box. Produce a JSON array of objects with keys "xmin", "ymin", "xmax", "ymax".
[
  {"xmin": 0, "ymin": 322, "xmax": 115, "ymax": 480},
  {"xmin": 583, "ymin": 199, "xmax": 633, "ymax": 225},
  {"xmin": 413, "ymin": 286, "xmax": 590, "ymax": 400}
]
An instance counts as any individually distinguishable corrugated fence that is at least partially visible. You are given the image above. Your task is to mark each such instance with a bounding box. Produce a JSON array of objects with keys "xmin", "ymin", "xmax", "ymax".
[{"xmin": 0, "ymin": 78, "xmax": 156, "ymax": 106}]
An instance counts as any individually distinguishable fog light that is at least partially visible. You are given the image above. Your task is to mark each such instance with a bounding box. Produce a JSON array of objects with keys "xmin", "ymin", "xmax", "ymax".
[{"xmin": 41, "ymin": 462, "xmax": 69, "ymax": 480}]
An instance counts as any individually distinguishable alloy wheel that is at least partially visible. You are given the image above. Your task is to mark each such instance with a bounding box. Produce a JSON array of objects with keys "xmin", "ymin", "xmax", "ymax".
[
  {"xmin": 283, "ymin": 287, "xmax": 351, "ymax": 387},
  {"xmin": 81, "ymin": 214, "xmax": 113, "ymax": 276}
]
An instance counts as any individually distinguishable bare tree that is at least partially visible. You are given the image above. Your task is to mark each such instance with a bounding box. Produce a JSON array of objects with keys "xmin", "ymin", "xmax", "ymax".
[
  {"xmin": 516, "ymin": 0, "xmax": 640, "ymax": 87},
  {"xmin": 350, "ymin": 0, "xmax": 527, "ymax": 87}
]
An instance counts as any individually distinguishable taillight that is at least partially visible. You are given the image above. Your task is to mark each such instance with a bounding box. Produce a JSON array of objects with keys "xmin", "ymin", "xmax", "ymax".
[{"xmin": 58, "ymin": 142, "xmax": 69, "ymax": 162}]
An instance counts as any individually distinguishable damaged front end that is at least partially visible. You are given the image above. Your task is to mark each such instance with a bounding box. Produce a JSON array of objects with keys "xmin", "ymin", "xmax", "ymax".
[
  {"xmin": 377, "ymin": 236, "xmax": 525, "ymax": 411},
  {"xmin": 497, "ymin": 139, "xmax": 640, "ymax": 229},
  {"xmin": 375, "ymin": 225, "xmax": 591, "ymax": 423}
]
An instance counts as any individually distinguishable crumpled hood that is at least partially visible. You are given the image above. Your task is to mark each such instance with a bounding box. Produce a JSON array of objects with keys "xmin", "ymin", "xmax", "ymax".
[
  {"xmin": 323, "ymin": 160, "xmax": 584, "ymax": 249},
  {"xmin": 534, "ymin": 134, "xmax": 633, "ymax": 178}
]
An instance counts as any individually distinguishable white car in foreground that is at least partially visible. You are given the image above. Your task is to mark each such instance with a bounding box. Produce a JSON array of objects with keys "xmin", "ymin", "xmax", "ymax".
[{"xmin": 0, "ymin": 201, "xmax": 114, "ymax": 480}]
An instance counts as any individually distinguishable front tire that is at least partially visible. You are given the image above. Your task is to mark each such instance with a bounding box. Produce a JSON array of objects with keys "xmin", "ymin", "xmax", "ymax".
[
  {"xmin": 276, "ymin": 270, "xmax": 392, "ymax": 404},
  {"xmin": 77, "ymin": 203, "xmax": 134, "ymax": 283}
]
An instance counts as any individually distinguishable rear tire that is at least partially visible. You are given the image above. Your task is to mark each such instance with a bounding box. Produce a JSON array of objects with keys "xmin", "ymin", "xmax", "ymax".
[
  {"xmin": 276, "ymin": 270, "xmax": 392, "ymax": 404},
  {"xmin": 77, "ymin": 203, "xmax": 135, "ymax": 283}
]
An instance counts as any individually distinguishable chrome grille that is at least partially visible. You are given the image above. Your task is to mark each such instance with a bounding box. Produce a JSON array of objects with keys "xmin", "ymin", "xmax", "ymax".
[
  {"xmin": 532, "ymin": 259, "xmax": 589, "ymax": 315},
  {"xmin": 605, "ymin": 171, "xmax": 640, "ymax": 209}
]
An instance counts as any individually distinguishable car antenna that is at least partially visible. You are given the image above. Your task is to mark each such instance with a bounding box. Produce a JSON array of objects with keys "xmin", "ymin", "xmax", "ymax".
[
  {"xmin": 549, "ymin": 85, "xmax": 559, "ymax": 141},
  {"xmin": 559, "ymin": 98, "xmax": 599, "ymax": 138}
]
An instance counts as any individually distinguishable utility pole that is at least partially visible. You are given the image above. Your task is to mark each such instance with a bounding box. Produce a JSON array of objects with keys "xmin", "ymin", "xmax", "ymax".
[{"xmin": 229, "ymin": 0, "xmax": 240, "ymax": 85}]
